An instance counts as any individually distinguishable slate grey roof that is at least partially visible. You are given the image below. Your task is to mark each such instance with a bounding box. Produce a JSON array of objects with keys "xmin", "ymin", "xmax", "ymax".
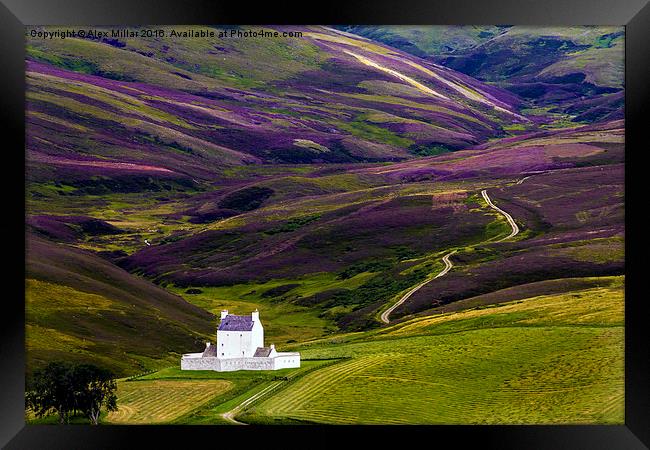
[
  {"xmin": 202, "ymin": 343, "xmax": 218, "ymax": 357},
  {"xmin": 218, "ymin": 314, "xmax": 254, "ymax": 331},
  {"xmin": 253, "ymin": 347, "xmax": 272, "ymax": 357}
]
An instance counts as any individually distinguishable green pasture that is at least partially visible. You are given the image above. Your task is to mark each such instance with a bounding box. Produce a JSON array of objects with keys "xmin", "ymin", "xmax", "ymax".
[
  {"xmin": 169, "ymin": 271, "xmax": 377, "ymax": 343},
  {"xmin": 245, "ymin": 278, "xmax": 624, "ymax": 424}
]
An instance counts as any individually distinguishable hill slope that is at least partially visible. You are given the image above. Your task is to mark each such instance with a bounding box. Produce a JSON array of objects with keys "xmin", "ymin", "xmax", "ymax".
[
  {"xmin": 338, "ymin": 26, "xmax": 624, "ymax": 122},
  {"xmin": 26, "ymin": 234, "xmax": 215, "ymax": 377},
  {"xmin": 26, "ymin": 25, "xmax": 528, "ymax": 188},
  {"xmin": 244, "ymin": 276, "xmax": 624, "ymax": 424}
]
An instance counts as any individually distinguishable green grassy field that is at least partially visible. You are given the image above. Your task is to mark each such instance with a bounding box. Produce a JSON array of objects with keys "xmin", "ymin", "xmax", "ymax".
[
  {"xmin": 241, "ymin": 276, "xmax": 624, "ymax": 424},
  {"xmin": 26, "ymin": 360, "xmax": 336, "ymax": 425},
  {"xmin": 105, "ymin": 379, "xmax": 233, "ymax": 424},
  {"xmin": 168, "ymin": 272, "xmax": 377, "ymax": 343},
  {"xmin": 134, "ymin": 360, "xmax": 337, "ymax": 425}
]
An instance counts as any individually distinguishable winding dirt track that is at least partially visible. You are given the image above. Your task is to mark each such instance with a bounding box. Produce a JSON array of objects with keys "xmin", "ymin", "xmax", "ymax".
[
  {"xmin": 481, "ymin": 189, "xmax": 519, "ymax": 242},
  {"xmin": 380, "ymin": 249, "xmax": 457, "ymax": 324},
  {"xmin": 380, "ymin": 189, "xmax": 520, "ymax": 324}
]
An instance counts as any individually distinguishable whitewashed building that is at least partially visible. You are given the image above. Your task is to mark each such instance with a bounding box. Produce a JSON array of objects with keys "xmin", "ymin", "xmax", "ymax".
[{"xmin": 181, "ymin": 309, "xmax": 301, "ymax": 372}]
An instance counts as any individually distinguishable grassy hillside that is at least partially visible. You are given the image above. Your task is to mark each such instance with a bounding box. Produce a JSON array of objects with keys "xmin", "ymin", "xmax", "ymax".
[
  {"xmin": 243, "ymin": 276, "xmax": 623, "ymax": 424},
  {"xmin": 69, "ymin": 276, "xmax": 622, "ymax": 425},
  {"xmin": 26, "ymin": 235, "xmax": 215, "ymax": 378},
  {"xmin": 334, "ymin": 26, "xmax": 509, "ymax": 57}
]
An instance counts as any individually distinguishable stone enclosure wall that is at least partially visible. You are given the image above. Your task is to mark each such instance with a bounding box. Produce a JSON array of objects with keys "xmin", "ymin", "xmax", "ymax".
[
  {"xmin": 181, "ymin": 354, "xmax": 222, "ymax": 371},
  {"xmin": 180, "ymin": 353, "xmax": 300, "ymax": 372}
]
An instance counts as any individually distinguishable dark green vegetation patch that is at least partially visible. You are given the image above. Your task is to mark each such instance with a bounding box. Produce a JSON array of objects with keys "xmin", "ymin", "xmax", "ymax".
[{"xmin": 218, "ymin": 187, "xmax": 275, "ymax": 212}]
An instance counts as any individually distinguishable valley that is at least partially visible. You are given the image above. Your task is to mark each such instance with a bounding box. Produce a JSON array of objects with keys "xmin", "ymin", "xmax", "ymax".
[{"xmin": 24, "ymin": 25, "xmax": 624, "ymax": 425}]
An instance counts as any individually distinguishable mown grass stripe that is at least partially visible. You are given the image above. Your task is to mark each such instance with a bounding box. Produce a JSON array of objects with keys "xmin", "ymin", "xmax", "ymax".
[
  {"xmin": 261, "ymin": 355, "xmax": 393, "ymax": 415},
  {"xmin": 106, "ymin": 380, "xmax": 232, "ymax": 424}
]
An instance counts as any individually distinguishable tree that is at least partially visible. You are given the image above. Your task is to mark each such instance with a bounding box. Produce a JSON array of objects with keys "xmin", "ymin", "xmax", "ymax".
[
  {"xmin": 71, "ymin": 364, "xmax": 118, "ymax": 425},
  {"xmin": 26, "ymin": 361, "xmax": 76, "ymax": 424},
  {"xmin": 26, "ymin": 361, "xmax": 118, "ymax": 425}
]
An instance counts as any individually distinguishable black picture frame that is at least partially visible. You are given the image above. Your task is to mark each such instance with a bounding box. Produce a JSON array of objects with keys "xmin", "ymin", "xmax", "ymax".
[{"xmin": 2, "ymin": 0, "xmax": 648, "ymax": 448}]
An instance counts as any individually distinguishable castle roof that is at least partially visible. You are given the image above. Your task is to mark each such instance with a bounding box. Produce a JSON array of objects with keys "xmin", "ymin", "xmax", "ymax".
[
  {"xmin": 218, "ymin": 314, "xmax": 254, "ymax": 331},
  {"xmin": 202, "ymin": 343, "xmax": 218, "ymax": 357},
  {"xmin": 253, "ymin": 347, "xmax": 272, "ymax": 357}
]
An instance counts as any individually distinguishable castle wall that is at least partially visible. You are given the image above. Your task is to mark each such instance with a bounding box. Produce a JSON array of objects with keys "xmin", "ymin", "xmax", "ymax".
[
  {"xmin": 251, "ymin": 320, "xmax": 264, "ymax": 354},
  {"xmin": 272, "ymin": 353, "xmax": 301, "ymax": 370},
  {"xmin": 217, "ymin": 330, "xmax": 253, "ymax": 358},
  {"xmin": 180, "ymin": 354, "xmax": 221, "ymax": 371},
  {"xmin": 180, "ymin": 353, "xmax": 301, "ymax": 372},
  {"xmin": 181, "ymin": 311, "xmax": 298, "ymax": 372}
]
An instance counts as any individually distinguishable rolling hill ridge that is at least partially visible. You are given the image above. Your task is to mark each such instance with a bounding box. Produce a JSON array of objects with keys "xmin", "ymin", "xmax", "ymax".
[
  {"xmin": 26, "ymin": 25, "xmax": 528, "ymax": 186},
  {"xmin": 338, "ymin": 25, "xmax": 624, "ymax": 123}
]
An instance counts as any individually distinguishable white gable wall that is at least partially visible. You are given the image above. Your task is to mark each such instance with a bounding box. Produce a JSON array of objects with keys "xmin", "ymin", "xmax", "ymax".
[{"xmin": 251, "ymin": 316, "xmax": 264, "ymax": 353}]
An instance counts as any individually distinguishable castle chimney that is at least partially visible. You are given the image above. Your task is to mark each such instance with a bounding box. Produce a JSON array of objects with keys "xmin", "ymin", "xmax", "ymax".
[
  {"xmin": 270, "ymin": 344, "xmax": 275, "ymax": 350},
  {"xmin": 205, "ymin": 342, "xmax": 211, "ymax": 349},
  {"xmin": 220, "ymin": 310, "xmax": 229, "ymax": 319},
  {"xmin": 251, "ymin": 309, "xmax": 259, "ymax": 322}
]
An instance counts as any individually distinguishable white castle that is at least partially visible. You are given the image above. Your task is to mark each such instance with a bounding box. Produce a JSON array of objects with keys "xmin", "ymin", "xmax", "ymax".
[{"xmin": 181, "ymin": 309, "xmax": 301, "ymax": 372}]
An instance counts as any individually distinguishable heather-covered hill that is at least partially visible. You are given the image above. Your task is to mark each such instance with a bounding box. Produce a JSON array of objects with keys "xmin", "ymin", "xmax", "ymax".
[
  {"xmin": 25, "ymin": 118, "xmax": 623, "ymax": 362},
  {"xmin": 338, "ymin": 26, "xmax": 624, "ymax": 122},
  {"xmin": 356, "ymin": 119, "xmax": 624, "ymax": 182},
  {"xmin": 330, "ymin": 120, "xmax": 623, "ymax": 321},
  {"xmin": 388, "ymin": 163, "xmax": 624, "ymax": 320},
  {"xmin": 26, "ymin": 234, "xmax": 215, "ymax": 377},
  {"xmin": 114, "ymin": 121, "xmax": 623, "ymax": 330},
  {"xmin": 26, "ymin": 25, "xmax": 528, "ymax": 190}
]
